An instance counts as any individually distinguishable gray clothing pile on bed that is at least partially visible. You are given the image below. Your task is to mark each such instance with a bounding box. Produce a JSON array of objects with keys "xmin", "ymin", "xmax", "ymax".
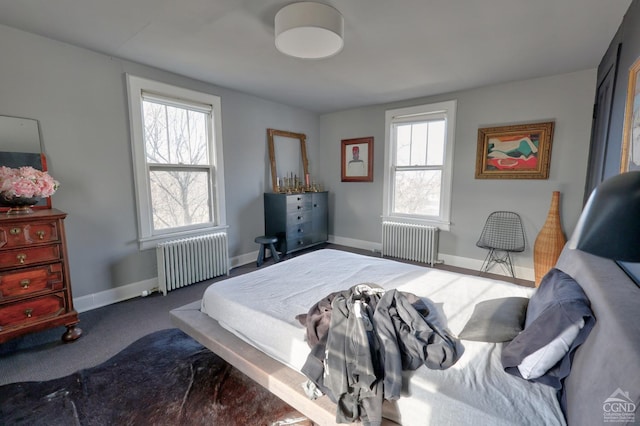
[{"xmin": 296, "ymin": 283, "xmax": 460, "ymax": 426}]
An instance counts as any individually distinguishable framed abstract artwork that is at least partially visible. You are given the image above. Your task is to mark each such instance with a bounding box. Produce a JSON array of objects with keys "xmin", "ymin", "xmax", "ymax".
[
  {"xmin": 341, "ymin": 137, "xmax": 373, "ymax": 182},
  {"xmin": 475, "ymin": 121, "xmax": 555, "ymax": 179},
  {"xmin": 621, "ymin": 57, "xmax": 640, "ymax": 173}
]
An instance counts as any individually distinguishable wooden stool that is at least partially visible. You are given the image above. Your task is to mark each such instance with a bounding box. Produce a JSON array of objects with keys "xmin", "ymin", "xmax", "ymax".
[{"xmin": 255, "ymin": 236, "xmax": 280, "ymax": 267}]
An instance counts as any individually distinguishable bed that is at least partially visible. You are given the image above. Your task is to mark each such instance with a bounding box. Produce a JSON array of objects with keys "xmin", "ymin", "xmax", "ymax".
[{"xmin": 171, "ymin": 246, "xmax": 640, "ymax": 426}]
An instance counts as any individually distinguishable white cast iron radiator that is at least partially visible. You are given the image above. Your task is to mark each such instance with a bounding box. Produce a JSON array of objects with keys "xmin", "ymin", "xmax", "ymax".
[
  {"xmin": 382, "ymin": 221, "xmax": 439, "ymax": 266},
  {"xmin": 156, "ymin": 232, "xmax": 229, "ymax": 295}
]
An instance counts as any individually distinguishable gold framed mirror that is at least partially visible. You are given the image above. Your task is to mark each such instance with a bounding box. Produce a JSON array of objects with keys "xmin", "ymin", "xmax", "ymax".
[{"xmin": 267, "ymin": 128, "xmax": 309, "ymax": 192}]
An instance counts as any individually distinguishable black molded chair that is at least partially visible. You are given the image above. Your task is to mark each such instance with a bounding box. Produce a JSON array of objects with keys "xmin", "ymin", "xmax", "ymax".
[{"xmin": 476, "ymin": 211, "xmax": 525, "ymax": 278}]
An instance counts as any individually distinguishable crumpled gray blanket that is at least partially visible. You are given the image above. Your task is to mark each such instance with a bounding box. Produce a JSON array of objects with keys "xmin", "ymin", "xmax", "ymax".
[{"xmin": 296, "ymin": 284, "xmax": 461, "ymax": 426}]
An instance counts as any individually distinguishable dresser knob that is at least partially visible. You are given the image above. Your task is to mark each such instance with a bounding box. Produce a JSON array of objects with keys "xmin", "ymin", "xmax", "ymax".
[
  {"xmin": 16, "ymin": 254, "xmax": 26, "ymax": 264},
  {"xmin": 24, "ymin": 308, "xmax": 33, "ymax": 318},
  {"xmin": 10, "ymin": 227, "xmax": 21, "ymax": 235},
  {"xmin": 36, "ymin": 231, "xmax": 46, "ymax": 239},
  {"xmin": 20, "ymin": 279, "xmax": 31, "ymax": 289}
]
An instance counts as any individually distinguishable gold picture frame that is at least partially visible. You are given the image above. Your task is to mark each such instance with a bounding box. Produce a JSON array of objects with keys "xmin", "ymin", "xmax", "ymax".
[
  {"xmin": 267, "ymin": 128, "xmax": 309, "ymax": 193},
  {"xmin": 475, "ymin": 121, "xmax": 555, "ymax": 179},
  {"xmin": 621, "ymin": 57, "xmax": 640, "ymax": 173}
]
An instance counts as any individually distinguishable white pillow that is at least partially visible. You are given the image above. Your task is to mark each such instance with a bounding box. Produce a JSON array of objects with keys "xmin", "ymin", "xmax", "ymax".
[{"xmin": 517, "ymin": 318, "xmax": 585, "ymax": 379}]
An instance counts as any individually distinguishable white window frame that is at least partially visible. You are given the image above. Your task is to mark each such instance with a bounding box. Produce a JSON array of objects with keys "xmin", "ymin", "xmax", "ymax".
[
  {"xmin": 126, "ymin": 74, "xmax": 226, "ymax": 250},
  {"xmin": 382, "ymin": 100, "xmax": 456, "ymax": 231}
]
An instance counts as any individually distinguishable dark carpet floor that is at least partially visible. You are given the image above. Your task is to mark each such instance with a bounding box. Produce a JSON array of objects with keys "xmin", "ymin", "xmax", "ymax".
[{"xmin": 0, "ymin": 328, "xmax": 311, "ymax": 426}]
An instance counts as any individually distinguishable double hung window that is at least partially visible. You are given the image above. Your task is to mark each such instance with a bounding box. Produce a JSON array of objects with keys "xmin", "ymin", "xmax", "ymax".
[
  {"xmin": 126, "ymin": 75, "xmax": 226, "ymax": 249},
  {"xmin": 383, "ymin": 100, "xmax": 456, "ymax": 230}
]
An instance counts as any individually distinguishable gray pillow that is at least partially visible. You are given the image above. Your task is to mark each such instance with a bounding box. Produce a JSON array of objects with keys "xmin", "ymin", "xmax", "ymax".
[
  {"xmin": 501, "ymin": 268, "xmax": 595, "ymax": 391},
  {"xmin": 458, "ymin": 297, "xmax": 529, "ymax": 342}
]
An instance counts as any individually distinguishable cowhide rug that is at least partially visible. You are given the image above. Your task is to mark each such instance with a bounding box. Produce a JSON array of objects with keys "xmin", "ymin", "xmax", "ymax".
[{"xmin": 0, "ymin": 328, "xmax": 312, "ymax": 426}]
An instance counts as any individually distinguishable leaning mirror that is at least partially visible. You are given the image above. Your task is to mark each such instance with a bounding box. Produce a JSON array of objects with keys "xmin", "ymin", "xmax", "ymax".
[
  {"xmin": 0, "ymin": 115, "xmax": 51, "ymax": 210},
  {"xmin": 267, "ymin": 128, "xmax": 309, "ymax": 192},
  {"xmin": 0, "ymin": 115, "xmax": 42, "ymax": 153}
]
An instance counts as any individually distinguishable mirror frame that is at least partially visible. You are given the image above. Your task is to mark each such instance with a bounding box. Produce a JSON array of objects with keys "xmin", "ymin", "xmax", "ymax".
[{"xmin": 267, "ymin": 128, "xmax": 309, "ymax": 192}]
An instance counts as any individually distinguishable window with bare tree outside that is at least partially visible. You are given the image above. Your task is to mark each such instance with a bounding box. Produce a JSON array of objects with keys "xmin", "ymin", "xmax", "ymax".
[
  {"xmin": 383, "ymin": 100, "xmax": 456, "ymax": 231},
  {"xmin": 127, "ymin": 75, "xmax": 226, "ymax": 249}
]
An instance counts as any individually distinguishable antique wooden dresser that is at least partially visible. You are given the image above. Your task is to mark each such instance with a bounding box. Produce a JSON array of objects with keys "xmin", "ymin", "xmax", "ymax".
[{"xmin": 0, "ymin": 209, "xmax": 82, "ymax": 343}]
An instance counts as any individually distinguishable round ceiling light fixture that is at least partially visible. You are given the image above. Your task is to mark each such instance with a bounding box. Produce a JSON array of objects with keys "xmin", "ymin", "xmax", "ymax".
[{"xmin": 275, "ymin": 2, "xmax": 344, "ymax": 59}]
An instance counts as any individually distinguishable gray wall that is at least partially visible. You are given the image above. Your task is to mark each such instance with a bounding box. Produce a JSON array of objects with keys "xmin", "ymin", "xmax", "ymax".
[
  {"xmin": 0, "ymin": 25, "xmax": 319, "ymax": 297},
  {"xmin": 318, "ymin": 69, "xmax": 596, "ymax": 276}
]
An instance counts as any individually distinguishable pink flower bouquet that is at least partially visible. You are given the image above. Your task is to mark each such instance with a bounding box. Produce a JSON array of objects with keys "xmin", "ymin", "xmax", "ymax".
[{"xmin": 0, "ymin": 166, "xmax": 59, "ymax": 200}]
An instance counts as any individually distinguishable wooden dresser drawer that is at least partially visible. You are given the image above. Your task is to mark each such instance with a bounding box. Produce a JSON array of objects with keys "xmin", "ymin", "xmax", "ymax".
[
  {"xmin": 0, "ymin": 221, "xmax": 60, "ymax": 249},
  {"xmin": 0, "ymin": 293, "xmax": 66, "ymax": 330},
  {"xmin": 0, "ymin": 245, "xmax": 61, "ymax": 269},
  {"xmin": 0, "ymin": 263, "xmax": 64, "ymax": 299}
]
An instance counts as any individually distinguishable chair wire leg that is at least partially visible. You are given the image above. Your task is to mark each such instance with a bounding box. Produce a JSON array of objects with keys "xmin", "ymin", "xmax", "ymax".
[
  {"xmin": 505, "ymin": 252, "xmax": 516, "ymax": 278},
  {"xmin": 480, "ymin": 249, "xmax": 494, "ymax": 273}
]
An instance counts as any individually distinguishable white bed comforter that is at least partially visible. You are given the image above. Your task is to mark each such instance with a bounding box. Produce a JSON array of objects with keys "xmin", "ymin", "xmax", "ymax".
[{"xmin": 201, "ymin": 249, "xmax": 565, "ymax": 426}]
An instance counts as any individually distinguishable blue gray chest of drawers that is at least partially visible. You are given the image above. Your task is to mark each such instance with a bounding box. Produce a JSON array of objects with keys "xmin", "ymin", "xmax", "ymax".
[{"xmin": 264, "ymin": 192, "xmax": 328, "ymax": 254}]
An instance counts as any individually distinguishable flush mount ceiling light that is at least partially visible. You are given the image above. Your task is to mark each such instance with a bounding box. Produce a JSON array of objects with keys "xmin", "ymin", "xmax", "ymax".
[{"xmin": 275, "ymin": 2, "xmax": 344, "ymax": 59}]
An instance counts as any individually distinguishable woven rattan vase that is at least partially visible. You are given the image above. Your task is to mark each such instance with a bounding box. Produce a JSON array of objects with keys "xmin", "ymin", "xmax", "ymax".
[{"xmin": 533, "ymin": 191, "xmax": 566, "ymax": 286}]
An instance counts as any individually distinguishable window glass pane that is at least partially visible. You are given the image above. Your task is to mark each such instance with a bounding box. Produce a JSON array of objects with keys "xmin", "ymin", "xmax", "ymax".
[
  {"xmin": 188, "ymin": 112, "xmax": 208, "ymax": 165},
  {"xmin": 142, "ymin": 101, "xmax": 209, "ymax": 166},
  {"xmin": 427, "ymin": 120, "xmax": 445, "ymax": 166},
  {"xmin": 143, "ymin": 101, "xmax": 169, "ymax": 164},
  {"xmin": 149, "ymin": 170, "xmax": 211, "ymax": 230},
  {"xmin": 410, "ymin": 123, "xmax": 428, "ymax": 166},
  {"xmin": 393, "ymin": 170, "xmax": 441, "ymax": 216},
  {"xmin": 395, "ymin": 124, "xmax": 412, "ymax": 166}
]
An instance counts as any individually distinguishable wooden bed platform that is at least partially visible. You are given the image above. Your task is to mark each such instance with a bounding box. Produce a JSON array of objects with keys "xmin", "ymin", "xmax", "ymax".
[{"xmin": 170, "ymin": 301, "xmax": 399, "ymax": 426}]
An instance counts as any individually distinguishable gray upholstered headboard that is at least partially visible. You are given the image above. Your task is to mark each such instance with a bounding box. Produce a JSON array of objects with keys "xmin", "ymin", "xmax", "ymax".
[{"xmin": 555, "ymin": 246, "xmax": 640, "ymax": 426}]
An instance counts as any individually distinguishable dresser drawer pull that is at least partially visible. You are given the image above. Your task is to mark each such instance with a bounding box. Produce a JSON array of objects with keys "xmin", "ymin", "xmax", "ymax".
[
  {"xmin": 24, "ymin": 308, "xmax": 33, "ymax": 318},
  {"xmin": 36, "ymin": 231, "xmax": 46, "ymax": 239},
  {"xmin": 20, "ymin": 279, "xmax": 31, "ymax": 289},
  {"xmin": 10, "ymin": 227, "xmax": 22, "ymax": 235}
]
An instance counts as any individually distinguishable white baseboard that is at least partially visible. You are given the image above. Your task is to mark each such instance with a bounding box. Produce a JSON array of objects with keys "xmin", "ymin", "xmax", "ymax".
[
  {"xmin": 231, "ymin": 250, "xmax": 259, "ymax": 268},
  {"xmin": 73, "ymin": 278, "xmax": 159, "ymax": 313},
  {"xmin": 329, "ymin": 235, "xmax": 382, "ymax": 253},
  {"xmin": 439, "ymin": 253, "xmax": 534, "ymax": 281},
  {"xmin": 74, "ymin": 251, "xmax": 259, "ymax": 313}
]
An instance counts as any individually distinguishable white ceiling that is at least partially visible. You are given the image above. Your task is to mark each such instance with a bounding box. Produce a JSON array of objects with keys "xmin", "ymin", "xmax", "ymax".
[{"xmin": 0, "ymin": 0, "xmax": 632, "ymax": 113}]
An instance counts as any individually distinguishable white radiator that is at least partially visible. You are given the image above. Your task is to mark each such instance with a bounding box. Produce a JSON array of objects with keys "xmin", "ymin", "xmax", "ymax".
[
  {"xmin": 156, "ymin": 232, "xmax": 229, "ymax": 295},
  {"xmin": 381, "ymin": 221, "xmax": 439, "ymax": 266}
]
